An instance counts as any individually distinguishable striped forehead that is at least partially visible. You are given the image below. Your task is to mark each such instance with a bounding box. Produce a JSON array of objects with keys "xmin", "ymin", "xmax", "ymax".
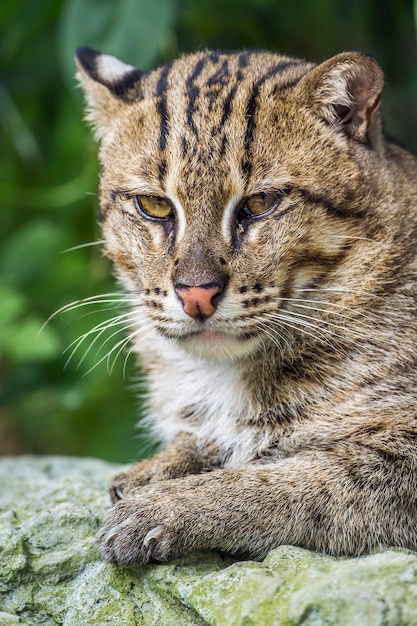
[
  {"xmin": 140, "ymin": 52, "xmax": 314, "ymax": 204},
  {"xmin": 152, "ymin": 51, "xmax": 313, "ymax": 153}
]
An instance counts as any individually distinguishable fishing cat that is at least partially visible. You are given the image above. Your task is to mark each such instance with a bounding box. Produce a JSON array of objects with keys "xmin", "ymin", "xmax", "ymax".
[{"xmin": 75, "ymin": 47, "xmax": 417, "ymax": 565}]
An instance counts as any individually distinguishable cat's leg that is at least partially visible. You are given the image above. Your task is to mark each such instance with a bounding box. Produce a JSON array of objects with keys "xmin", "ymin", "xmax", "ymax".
[
  {"xmin": 100, "ymin": 444, "xmax": 416, "ymax": 564},
  {"xmin": 110, "ymin": 432, "xmax": 217, "ymax": 502}
]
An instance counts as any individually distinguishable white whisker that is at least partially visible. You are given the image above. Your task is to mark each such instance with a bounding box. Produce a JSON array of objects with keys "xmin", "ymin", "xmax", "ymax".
[
  {"xmin": 122, "ymin": 327, "xmax": 157, "ymax": 377},
  {"xmin": 286, "ymin": 304, "xmax": 366, "ymax": 333},
  {"xmin": 64, "ymin": 312, "xmax": 140, "ymax": 370},
  {"xmin": 255, "ymin": 321, "xmax": 292, "ymax": 357},
  {"xmin": 92, "ymin": 319, "xmax": 153, "ymax": 373},
  {"xmin": 278, "ymin": 296, "xmax": 368, "ymax": 318},
  {"xmin": 64, "ymin": 310, "xmax": 138, "ymax": 352},
  {"xmin": 80, "ymin": 330, "xmax": 133, "ymax": 377},
  {"xmin": 293, "ymin": 286, "xmax": 383, "ymax": 299},
  {"xmin": 61, "ymin": 240, "xmax": 106, "ymax": 253},
  {"xmin": 39, "ymin": 292, "xmax": 136, "ymax": 333},
  {"xmin": 331, "ymin": 235, "xmax": 377, "ymax": 242},
  {"xmin": 279, "ymin": 306, "xmax": 366, "ymax": 338},
  {"xmin": 108, "ymin": 321, "xmax": 155, "ymax": 375},
  {"xmin": 263, "ymin": 311, "xmax": 340, "ymax": 353}
]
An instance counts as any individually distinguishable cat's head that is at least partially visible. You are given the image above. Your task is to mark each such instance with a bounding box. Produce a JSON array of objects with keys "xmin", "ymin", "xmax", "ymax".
[{"xmin": 76, "ymin": 48, "xmax": 385, "ymax": 361}]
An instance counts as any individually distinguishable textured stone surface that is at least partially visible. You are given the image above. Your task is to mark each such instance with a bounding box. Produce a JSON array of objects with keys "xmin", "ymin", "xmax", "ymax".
[{"xmin": 1, "ymin": 456, "xmax": 417, "ymax": 625}]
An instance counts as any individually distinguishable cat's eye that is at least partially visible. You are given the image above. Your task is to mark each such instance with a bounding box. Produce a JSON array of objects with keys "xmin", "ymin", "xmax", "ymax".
[
  {"xmin": 245, "ymin": 192, "xmax": 280, "ymax": 216},
  {"xmin": 135, "ymin": 195, "xmax": 173, "ymax": 220},
  {"xmin": 234, "ymin": 189, "xmax": 292, "ymax": 238}
]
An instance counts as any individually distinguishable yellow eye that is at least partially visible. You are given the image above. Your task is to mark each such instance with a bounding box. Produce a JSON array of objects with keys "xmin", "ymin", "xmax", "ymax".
[
  {"xmin": 245, "ymin": 192, "xmax": 279, "ymax": 216},
  {"xmin": 135, "ymin": 195, "xmax": 173, "ymax": 220}
]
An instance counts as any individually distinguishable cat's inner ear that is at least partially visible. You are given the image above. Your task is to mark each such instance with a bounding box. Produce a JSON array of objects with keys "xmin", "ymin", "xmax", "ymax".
[
  {"xmin": 75, "ymin": 47, "xmax": 145, "ymax": 141},
  {"xmin": 300, "ymin": 52, "xmax": 384, "ymax": 147}
]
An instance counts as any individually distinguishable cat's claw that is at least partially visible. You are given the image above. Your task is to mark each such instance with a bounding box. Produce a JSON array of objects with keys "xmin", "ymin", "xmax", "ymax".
[
  {"xmin": 96, "ymin": 524, "xmax": 109, "ymax": 541},
  {"xmin": 143, "ymin": 524, "xmax": 165, "ymax": 547},
  {"xmin": 98, "ymin": 515, "xmax": 168, "ymax": 565},
  {"xmin": 111, "ymin": 485, "xmax": 124, "ymax": 501},
  {"xmin": 98, "ymin": 519, "xmax": 131, "ymax": 543}
]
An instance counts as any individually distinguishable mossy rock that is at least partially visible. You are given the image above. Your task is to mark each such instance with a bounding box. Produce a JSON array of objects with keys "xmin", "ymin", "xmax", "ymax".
[{"xmin": 1, "ymin": 456, "xmax": 417, "ymax": 625}]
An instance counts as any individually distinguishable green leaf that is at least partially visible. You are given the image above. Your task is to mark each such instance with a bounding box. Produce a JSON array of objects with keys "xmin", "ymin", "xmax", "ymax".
[
  {"xmin": 0, "ymin": 284, "xmax": 26, "ymax": 328},
  {"xmin": 6, "ymin": 316, "xmax": 61, "ymax": 362},
  {"xmin": 59, "ymin": 0, "xmax": 178, "ymax": 88},
  {"xmin": 0, "ymin": 283, "xmax": 61, "ymax": 361},
  {"xmin": 0, "ymin": 82, "xmax": 42, "ymax": 165},
  {"xmin": 0, "ymin": 221, "xmax": 65, "ymax": 286}
]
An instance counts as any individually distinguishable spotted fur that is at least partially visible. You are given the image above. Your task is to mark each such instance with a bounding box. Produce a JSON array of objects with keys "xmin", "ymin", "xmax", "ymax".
[{"xmin": 76, "ymin": 47, "xmax": 417, "ymax": 564}]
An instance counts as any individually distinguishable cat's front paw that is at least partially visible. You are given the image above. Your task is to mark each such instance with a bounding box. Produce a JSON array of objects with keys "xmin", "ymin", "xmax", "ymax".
[
  {"xmin": 109, "ymin": 451, "xmax": 202, "ymax": 503},
  {"xmin": 110, "ymin": 470, "xmax": 136, "ymax": 503},
  {"xmin": 99, "ymin": 506, "xmax": 167, "ymax": 564},
  {"xmin": 109, "ymin": 461, "xmax": 165, "ymax": 503},
  {"xmin": 98, "ymin": 487, "xmax": 197, "ymax": 565}
]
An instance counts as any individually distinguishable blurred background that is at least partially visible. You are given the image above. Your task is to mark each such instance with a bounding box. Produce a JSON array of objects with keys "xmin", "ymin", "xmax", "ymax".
[{"xmin": 1, "ymin": 0, "xmax": 417, "ymax": 463}]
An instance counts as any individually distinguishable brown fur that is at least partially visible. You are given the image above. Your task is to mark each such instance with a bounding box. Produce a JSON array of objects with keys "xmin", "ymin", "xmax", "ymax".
[{"xmin": 76, "ymin": 47, "xmax": 417, "ymax": 565}]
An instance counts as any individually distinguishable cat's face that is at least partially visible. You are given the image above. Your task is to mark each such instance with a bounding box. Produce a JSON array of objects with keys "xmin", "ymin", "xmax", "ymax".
[{"xmin": 77, "ymin": 49, "xmax": 384, "ymax": 360}]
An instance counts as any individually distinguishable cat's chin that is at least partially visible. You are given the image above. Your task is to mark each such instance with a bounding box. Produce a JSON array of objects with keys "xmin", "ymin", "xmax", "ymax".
[{"xmin": 174, "ymin": 329, "xmax": 260, "ymax": 361}]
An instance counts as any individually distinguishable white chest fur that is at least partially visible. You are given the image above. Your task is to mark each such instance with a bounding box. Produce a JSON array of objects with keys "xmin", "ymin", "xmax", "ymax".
[{"xmin": 142, "ymin": 334, "xmax": 270, "ymax": 467}]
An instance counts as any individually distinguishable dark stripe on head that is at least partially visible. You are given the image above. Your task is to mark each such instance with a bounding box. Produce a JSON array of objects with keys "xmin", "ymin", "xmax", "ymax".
[
  {"xmin": 186, "ymin": 57, "xmax": 209, "ymax": 138},
  {"xmin": 156, "ymin": 63, "xmax": 172, "ymax": 151},
  {"xmin": 209, "ymin": 51, "xmax": 220, "ymax": 64},
  {"xmin": 242, "ymin": 83, "xmax": 259, "ymax": 177},
  {"xmin": 209, "ymin": 83, "xmax": 239, "ymax": 144},
  {"xmin": 181, "ymin": 135, "xmax": 188, "ymax": 158},
  {"xmin": 220, "ymin": 133, "xmax": 228, "ymax": 156},
  {"xmin": 241, "ymin": 60, "xmax": 309, "ymax": 178},
  {"xmin": 220, "ymin": 84, "xmax": 238, "ymax": 127},
  {"xmin": 206, "ymin": 59, "xmax": 231, "ymax": 110},
  {"xmin": 298, "ymin": 188, "xmax": 367, "ymax": 219},
  {"xmin": 238, "ymin": 50, "xmax": 256, "ymax": 68},
  {"xmin": 159, "ymin": 158, "xmax": 167, "ymax": 181},
  {"xmin": 207, "ymin": 60, "xmax": 230, "ymax": 87},
  {"xmin": 271, "ymin": 65, "xmax": 315, "ymax": 95},
  {"xmin": 236, "ymin": 50, "xmax": 255, "ymax": 81}
]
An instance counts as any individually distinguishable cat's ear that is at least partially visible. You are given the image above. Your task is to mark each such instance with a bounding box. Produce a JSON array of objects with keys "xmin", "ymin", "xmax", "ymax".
[
  {"xmin": 299, "ymin": 52, "xmax": 384, "ymax": 149},
  {"xmin": 75, "ymin": 47, "xmax": 145, "ymax": 141}
]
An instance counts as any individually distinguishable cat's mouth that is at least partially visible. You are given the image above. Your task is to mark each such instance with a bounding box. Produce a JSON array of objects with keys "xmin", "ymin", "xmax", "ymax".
[{"xmin": 174, "ymin": 328, "xmax": 259, "ymax": 360}]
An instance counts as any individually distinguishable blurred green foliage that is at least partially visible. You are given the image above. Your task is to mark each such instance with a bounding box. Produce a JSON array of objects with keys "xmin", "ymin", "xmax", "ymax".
[{"xmin": 1, "ymin": 0, "xmax": 417, "ymax": 462}]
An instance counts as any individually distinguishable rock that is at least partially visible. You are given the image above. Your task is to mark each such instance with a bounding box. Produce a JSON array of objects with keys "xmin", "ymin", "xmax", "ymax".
[{"xmin": 1, "ymin": 456, "xmax": 417, "ymax": 625}]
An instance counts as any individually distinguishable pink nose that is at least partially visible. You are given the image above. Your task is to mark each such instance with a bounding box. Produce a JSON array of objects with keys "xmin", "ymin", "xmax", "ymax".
[{"xmin": 175, "ymin": 284, "xmax": 223, "ymax": 320}]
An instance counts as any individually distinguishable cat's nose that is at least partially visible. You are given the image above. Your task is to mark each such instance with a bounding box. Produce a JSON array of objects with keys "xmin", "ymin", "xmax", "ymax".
[{"xmin": 174, "ymin": 282, "xmax": 224, "ymax": 320}]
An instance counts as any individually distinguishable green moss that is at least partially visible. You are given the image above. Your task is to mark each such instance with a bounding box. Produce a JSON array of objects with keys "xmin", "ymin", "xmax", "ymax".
[{"xmin": 1, "ymin": 456, "xmax": 417, "ymax": 626}]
